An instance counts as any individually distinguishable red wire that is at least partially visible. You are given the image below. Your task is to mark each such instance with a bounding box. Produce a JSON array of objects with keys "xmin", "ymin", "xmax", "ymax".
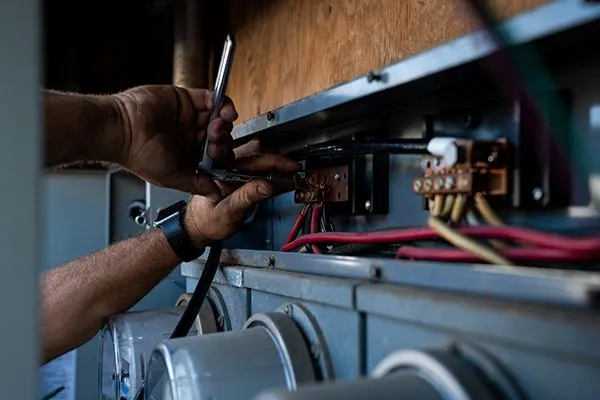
[
  {"xmin": 284, "ymin": 205, "xmax": 309, "ymax": 245},
  {"xmin": 279, "ymin": 225, "xmax": 600, "ymax": 256},
  {"xmin": 310, "ymin": 203, "xmax": 323, "ymax": 254},
  {"xmin": 397, "ymin": 246, "xmax": 598, "ymax": 263}
]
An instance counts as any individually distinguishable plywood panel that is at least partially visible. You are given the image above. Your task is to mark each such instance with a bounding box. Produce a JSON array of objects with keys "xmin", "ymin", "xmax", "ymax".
[{"xmin": 226, "ymin": 0, "xmax": 551, "ymax": 123}]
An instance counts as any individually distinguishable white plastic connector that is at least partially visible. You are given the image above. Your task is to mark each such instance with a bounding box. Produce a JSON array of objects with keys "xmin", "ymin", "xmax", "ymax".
[{"xmin": 427, "ymin": 137, "xmax": 458, "ymax": 167}]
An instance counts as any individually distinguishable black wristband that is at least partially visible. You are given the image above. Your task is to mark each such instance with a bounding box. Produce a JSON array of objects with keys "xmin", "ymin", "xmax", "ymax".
[{"xmin": 155, "ymin": 201, "xmax": 205, "ymax": 262}]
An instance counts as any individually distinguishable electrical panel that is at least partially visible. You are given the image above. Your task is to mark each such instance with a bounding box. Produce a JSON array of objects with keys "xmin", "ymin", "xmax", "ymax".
[{"xmin": 103, "ymin": 3, "xmax": 600, "ymax": 400}]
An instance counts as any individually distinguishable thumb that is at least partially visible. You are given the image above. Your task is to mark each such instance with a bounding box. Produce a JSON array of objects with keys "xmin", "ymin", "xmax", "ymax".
[
  {"xmin": 185, "ymin": 174, "xmax": 221, "ymax": 202},
  {"xmin": 219, "ymin": 180, "xmax": 274, "ymax": 222}
]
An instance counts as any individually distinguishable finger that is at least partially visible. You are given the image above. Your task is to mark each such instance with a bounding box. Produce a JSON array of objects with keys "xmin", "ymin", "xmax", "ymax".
[
  {"xmin": 206, "ymin": 119, "xmax": 234, "ymax": 140},
  {"xmin": 201, "ymin": 91, "xmax": 238, "ymax": 121},
  {"xmin": 234, "ymin": 154, "xmax": 298, "ymax": 174},
  {"xmin": 206, "ymin": 121, "xmax": 234, "ymax": 164},
  {"xmin": 234, "ymin": 139, "xmax": 264, "ymax": 159},
  {"xmin": 185, "ymin": 88, "xmax": 211, "ymax": 112},
  {"xmin": 219, "ymin": 97, "xmax": 238, "ymax": 122},
  {"xmin": 208, "ymin": 141, "xmax": 235, "ymax": 165},
  {"xmin": 183, "ymin": 173, "xmax": 222, "ymax": 202},
  {"xmin": 187, "ymin": 89, "xmax": 238, "ymax": 124},
  {"xmin": 217, "ymin": 180, "xmax": 274, "ymax": 222}
]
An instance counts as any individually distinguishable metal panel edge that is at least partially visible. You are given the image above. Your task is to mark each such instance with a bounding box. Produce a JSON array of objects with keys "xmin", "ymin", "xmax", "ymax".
[
  {"xmin": 355, "ymin": 283, "xmax": 600, "ymax": 362},
  {"xmin": 232, "ymin": 0, "xmax": 600, "ymax": 140},
  {"xmin": 243, "ymin": 267, "xmax": 358, "ymax": 309},
  {"xmin": 193, "ymin": 249, "xmax": 600, "ymax": 307}
]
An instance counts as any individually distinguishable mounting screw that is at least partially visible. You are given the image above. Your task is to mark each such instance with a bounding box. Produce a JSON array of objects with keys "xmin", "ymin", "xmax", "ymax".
[
  {"xmin": 267, "ymin": 255, "xmax": 276, "ymax": 267},
  {"xmin": 413, "ymin": 179, "xmax": 423, "ymax": 192},
  {"xmin": 435, "ymin": 177, "xmax": 445, "ymax": 190},
  {"xmin": 334, "ymin": 172, "xmax": 342, "ymax": 181},
  {"xmin": 217, "ymin": 315, "xmax": 225, "ymax": 328},
  {"xmin": 283, "ymin": 304, "xmax": 292, "ymax": 315},
  {"xmin": 444, "ymin": 175, "xmax": 455, "ymax": 190},
  {"xmin": 310, "ymin": 343, "xmax": 321, "ymax": 358},
  {"xmin": 532, "ymin": 187, "xmax": 544, "ymax": 202},
  {"xmin": 266, "ymin": 111, "xmax": 276, "ymax": 121},
  {"xmin": 366, "ymin": 71, "xmax": 382, "ymax": 83},
  {"xmin": 364, "ymin": 200, "xmax": 372, "ymax": 211},
  {"xmin": 423, "ymin": 178, "xmax": 433, "ymax": 191},
  {"xmin": 369, "ymin": 266, "xmax": 381, "ymax": 279}
]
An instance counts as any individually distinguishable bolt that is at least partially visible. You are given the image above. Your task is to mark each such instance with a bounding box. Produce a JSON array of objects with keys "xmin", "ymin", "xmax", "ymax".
[
  {"xmin": 369, "ymin": 266, "xmax": 380, "ymax": 279},
  {"xmin": 267, "ymin": 255, "xmax": 276, "ymax": 267},
  {"xmin": 413, "ymin": 179, "xmax": 423, "ymax": 192},
  {"xmin": 366, "ymin": 71, "xmax": 382, "ymax": 83},
  {"xmin": 457, "ymin": 174, "xmax": 470, "ymax": 191},
  {"xmin": 266, "ymin": 111, "xmax": 276, "ymax": 121},
  {"xmin": 310, "ymin": 343, "xmax": 321, "ymax": 358},
  {"xmin": 217, "ymin": 315, "xmax": 225, "ymax": 327},
  {"xmin": 423, "ymin": 178, "xmax": 433, "ymax": 191},
  {"xmin": 283, "ymin": 304, "xmax": 292, "ymax": 315},
  {"xmin": 364, "ymin": 200, "xmax": 372, "ymax": 211},
  {"xmin": 532, "ymin": 187, "xmax": 544, "ymax": 202},
  {"xmin": 435, "ymin": 177, "xmax": 445, "ymax": 190},
  {"xmin": 444, "ymin": 175, "xmax": 455, "ymax": 190},
  {"xmin": 334, "ymin": 172, "xmax": 342, "ymax": 181}
]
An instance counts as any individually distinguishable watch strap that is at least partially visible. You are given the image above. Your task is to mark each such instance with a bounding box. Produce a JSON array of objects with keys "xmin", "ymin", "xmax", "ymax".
[{"xmin": 156, "ymin": 203, "xmax": 204, "ymax": 262}]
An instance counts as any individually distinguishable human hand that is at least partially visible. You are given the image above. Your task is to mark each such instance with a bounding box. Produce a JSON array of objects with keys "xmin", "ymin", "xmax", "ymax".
[
  {"xmin": 183, "ymin": 141, "xmax": 297, "ymax": 247},
  {"xmin": 113, "ymin": 85, "xmax": 237, "ymax": 200}
]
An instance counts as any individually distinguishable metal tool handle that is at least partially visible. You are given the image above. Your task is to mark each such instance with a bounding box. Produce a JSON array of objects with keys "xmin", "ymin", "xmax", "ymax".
[{"xmin": 198, "ymin": 34, "xmax": 236, "ymax": 172}]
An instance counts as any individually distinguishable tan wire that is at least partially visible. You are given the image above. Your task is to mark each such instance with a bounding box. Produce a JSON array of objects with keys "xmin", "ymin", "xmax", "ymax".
[
  {"xmin": 475, "ymin": 193, "xmax": 504, "ymax": 226},
  {"xmin": 432, "ymin": 195, "xmax": 444, "ymax": 217},
  {"xmin": 440, "ymin": 195, "xmax": 455, "ymax": 219},
  {"xmin": 450, "ymin": 194, "xmax": 467, "ymax": 224},
  {"xmin": 428, "ymin": 198, "xmax": 435, "ymax": 214},
  {"xmin": 428, "ymin": 216, "xmax": 513, "ymax": 266}
]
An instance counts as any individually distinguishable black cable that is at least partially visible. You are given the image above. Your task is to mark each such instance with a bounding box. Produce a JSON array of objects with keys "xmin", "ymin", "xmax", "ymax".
[
  {"xmin": 132, "ymin": 242, "xmax": 223, "ymax": 400},
  {"xmin": 289, "ymin": 139, "xmax": 428, "ymax": 160},
  {"xmin": 170, "ymin": 241, "xmax": 223, "ymax": 338}
]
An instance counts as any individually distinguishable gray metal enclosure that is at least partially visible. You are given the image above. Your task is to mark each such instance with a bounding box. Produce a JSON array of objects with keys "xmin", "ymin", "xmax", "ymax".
[{"xmin": 137, "ymin": 2, "xmax": 600, "ymax": 399}]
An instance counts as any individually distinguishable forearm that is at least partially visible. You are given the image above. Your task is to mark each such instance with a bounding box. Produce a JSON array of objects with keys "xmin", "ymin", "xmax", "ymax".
[
  {"xmin": 44, "ymin": 89, "xmax": 126, "ymax": 167},
  {"xmin": 41, "ymin": 229, "xmax": 184, "ymax": 363}
]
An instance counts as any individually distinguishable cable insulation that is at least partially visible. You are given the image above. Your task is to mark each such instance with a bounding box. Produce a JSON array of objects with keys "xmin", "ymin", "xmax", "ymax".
[
  {"xmin": 397, "ymin": 246, "xmax": 597, "ymax": 263},
  {"xmin": 279, "ymin": 226, "xmax": 600, "ymax": 255},
  {"xmin": 427, "ymin": 216, "xmax": 513, "ymax": 265},
  {"xmin": 284, "ymin": 205, "xmax": 309, "ymax": 245},
  {"xmin": 310, "ymin": 203, "xmax": 323, "ymax": 254}
]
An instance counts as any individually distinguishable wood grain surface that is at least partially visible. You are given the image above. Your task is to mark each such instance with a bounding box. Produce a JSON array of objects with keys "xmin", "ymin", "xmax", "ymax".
[{"xmin": 225, "ymin": 0, "xmax": 551, "ymax": 124}]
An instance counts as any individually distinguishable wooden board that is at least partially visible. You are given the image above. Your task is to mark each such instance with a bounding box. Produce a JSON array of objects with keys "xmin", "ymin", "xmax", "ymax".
[{"xmin": 225, "ymin": 0, "xmax": 551, "ymax": 124}]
